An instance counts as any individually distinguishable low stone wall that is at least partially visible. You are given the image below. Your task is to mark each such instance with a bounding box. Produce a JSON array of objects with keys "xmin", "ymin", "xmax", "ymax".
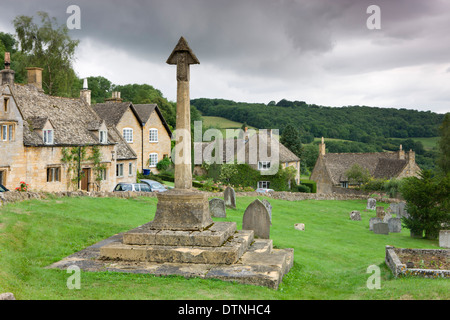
[
  {"xmin": 0, "ymin": 189, "xmax": 400, "ymax": 206},
  {"xmin": 385, "ymin": 245, "xmax": 450, "ymax": 278}
]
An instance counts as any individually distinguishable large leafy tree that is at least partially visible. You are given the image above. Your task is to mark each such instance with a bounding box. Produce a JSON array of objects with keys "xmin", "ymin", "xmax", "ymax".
[
  {"xmin": 13, "ymin": 11, "xmax": 80, "ymax": 97},
  {"xmin": 280, "ymin": 124, "xmax": 303, "ymax": 159},
  {"xmin": 437, "ymin": 113, "xmax": 450, "ymax": 174}
]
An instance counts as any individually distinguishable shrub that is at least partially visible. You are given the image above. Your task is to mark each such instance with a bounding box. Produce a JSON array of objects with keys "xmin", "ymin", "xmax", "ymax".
[
  {"xmin": 156, "ymin": 157, "xmax": 172, "ymax": 171},
  {"xmin": 299, "ymin": 179, "xmax": 316, "ymax": 193},
  {"xmin": 15, "ymin": 181, "xmax": 28, "ymax": 192},
  {"xmin": 297, "ymin": 185, "xmax": 311, "ymax": 193}
]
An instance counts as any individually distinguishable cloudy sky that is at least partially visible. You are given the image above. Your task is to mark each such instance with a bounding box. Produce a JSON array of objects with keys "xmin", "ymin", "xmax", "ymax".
[{"xmin": 1, "ymin": 0, "xmax": 449, "ymax": 113}]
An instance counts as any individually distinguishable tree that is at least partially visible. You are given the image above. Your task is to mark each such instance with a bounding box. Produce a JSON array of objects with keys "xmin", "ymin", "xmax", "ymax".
[
  {"xmin": 400, "ymin": 170, "xmax": 450, "ymax": 239},
  {"xmin": 13, "ymin": 11, "xmax": 80, "ymax": 97},
  {"xmin": 280, "ymin": 124, "xmax": 303, "ymax": 159},
  {"xmin": 345, "ymin": 164, "xmax": 370, "ymax": 186},
  {"xmin": 437, "ymin": 113, "xmax": 450, "ymax": 174}
]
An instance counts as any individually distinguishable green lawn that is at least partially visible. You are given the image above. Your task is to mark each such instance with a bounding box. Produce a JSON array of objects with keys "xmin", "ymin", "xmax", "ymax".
[{"xmin": 0, "ymin": 196, "xmax": 448, "ymax": 300}]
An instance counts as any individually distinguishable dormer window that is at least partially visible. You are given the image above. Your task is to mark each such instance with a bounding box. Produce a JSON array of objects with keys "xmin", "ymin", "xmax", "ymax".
[
  {"xmin": 149, "ymin": 128, "xmax": 158, "ymax": 142},
  {"xmin": 258, "ymin": 161, "xmax": 271, "ymax": 170},
  {"xmin": 99, "ymin": 130, "xmax": 107, "ymax": 144},
  {"xmin": 43, "ymin": 129, "xmax": 54, "ymax": 144}
]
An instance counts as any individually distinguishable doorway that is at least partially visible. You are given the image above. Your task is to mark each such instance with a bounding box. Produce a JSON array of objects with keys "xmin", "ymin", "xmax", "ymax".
[{"xmin": 80, "ymin": 168, "xmax": 91, "ymax": 191}]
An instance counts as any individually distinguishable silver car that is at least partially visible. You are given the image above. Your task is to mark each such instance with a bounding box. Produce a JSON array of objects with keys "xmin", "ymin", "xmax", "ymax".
[
  {"xmin": 140, "ymin": 179, "xmax": 169, "ymax": 192},
  {"xmin": 113, "ymin": 183, "xmax": 151, "ymax": 192}
]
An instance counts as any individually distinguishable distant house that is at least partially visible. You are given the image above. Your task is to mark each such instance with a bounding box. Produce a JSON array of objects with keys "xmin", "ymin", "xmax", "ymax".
[
  {"xmin": 92, "ymin": 93, "xmax": 172, "ymax": 175},
  {"xmin": 194, "ymin": 128, "xmax": 300, "ymax": 189},
  {"xmin": 310, "ymin": 137, "xmax": 421, "ymax": 194},
  {"xmin": 0, "ymin": 55, "xmax": 135, "ymax": 192}
]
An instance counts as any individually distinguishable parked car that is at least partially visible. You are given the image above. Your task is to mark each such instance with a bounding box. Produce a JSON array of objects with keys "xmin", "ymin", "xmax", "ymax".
[
  {"xmin": 0, "ymin": 184, "xmax": 9, "ymax": 192},
  {"xmin": 140, "ymin": 179, "xmax": 169, "ymax": 192},
  {"xmin": 113, "ymin": 183, "xmax": 151, "ymax": 192},
  {"xmin": 256, "ymin": 188, "xmax": 274, "ymax": 193}
]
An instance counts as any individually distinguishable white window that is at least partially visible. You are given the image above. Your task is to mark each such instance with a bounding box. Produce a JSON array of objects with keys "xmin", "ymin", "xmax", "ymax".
[
  {"xmin": 47, "ymin": 167, "xmax": 61, "ymax": 182},
  {"xmin": 99, "ymin": 130, "xmax": 107, "ymax": 144},
  {"xmin": 148, "ymin": 153, "xmax": 158, "ymax": 167},
  {"xmin": 149, "ymin": 128, "xmax": 158, "ymax": 142},
  {"xmin": 1, "ymin": 125, "xmax": 6, "ymax": 141},
  {"xmin": 116, "ymin": 163, "xmax": 124, "ymax": 177},
  {"xmin": 8, "ymin": 125, "xmax": 13, "ymax": 141},
  {"xmin": 258, "ymin": 181, "xmax": 270, "ymax": 189},
  {"xmin": 258, "ymin": 161, "xmax": 271, "ymax": 170},
  {"xmin": 122, "ymin": 128, "xmax": 133, "ymax": 143},
  {"xmin": 128, "ymin": 162, "xmax": 133, "ymax": 176},
  {"xmin": 100, "ymin": 168, "xmax": 107, "ymax": 181},
  {"xmin": 43, "ymin": 129, "xmax": 54, "ymax": 144}
]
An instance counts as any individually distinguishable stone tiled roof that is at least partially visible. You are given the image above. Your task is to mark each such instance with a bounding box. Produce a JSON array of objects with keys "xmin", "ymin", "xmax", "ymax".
[
  {"xmin": 322, "ymin": 151, "xmax": 405, "ymax": 184},
  {"xmin": 107, "ymin": 126, "xmax": 137, "ymax": 160},
  {"xmin": 134, "ymin": 104, "xmax": 172, "ymax": 136},
  {"xmin": 91, "ymin": 102, "xmax": 136, "ymax": 126},
  {"xmin": 9, "ymin": 84, "xmax": 117, "ymax": 147}
]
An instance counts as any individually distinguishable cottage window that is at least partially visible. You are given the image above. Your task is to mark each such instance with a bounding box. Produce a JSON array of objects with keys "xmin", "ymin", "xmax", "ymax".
[
  {"xmin": 258, "ymin": 181, "xmax": 270, "ymax": 189},
  {"xmin": 149, "ymin": 128, "xmax": 158, "ymax": 142},
  {"xmin": 99, "ymin": 168, "xmax": 107, "ymax": 181},
  {"xmin": 8, "ymin": 125, "xmax": 14, "ymax": 141},
  {"xmin": 123, "ymin": 128, "xmax": 133, "ymax": 143},
  {"xmin": 258, "ymin": 161, "xmax": 271, "ymax": 170},
  {"xmin": 99, "ymin": 130, "xmax": 107, "ymax": 144},
  {"xmin": 128, "ymin": 162, "xmax": 133, "ymax": 176},
  {"xmin": 1, "ymin": 125, "xmax": 6, "ymax": 141},
  {"xmin": 43, "ymin": 129, "xmax": 54, "ymax": 144},
  {"xmin": 47, "ymin": 167, "xmax": 61, "ymax": 182},
  {"xmin": 116, "ymin": 163, "xmax": 124, "ymax": 177},
  {"xmin": 0, "ymin": 170, "xmax": 5, "ymax": 185},
  {"xmin": 148, "ymin": 153, "xmax": 158, "ymax": 167}
]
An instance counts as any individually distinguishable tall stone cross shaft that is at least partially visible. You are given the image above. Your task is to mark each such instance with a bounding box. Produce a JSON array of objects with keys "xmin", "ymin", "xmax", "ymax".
[{"xmin": 167, "ymin": 37, "xmax": 200, "ymax": 189}]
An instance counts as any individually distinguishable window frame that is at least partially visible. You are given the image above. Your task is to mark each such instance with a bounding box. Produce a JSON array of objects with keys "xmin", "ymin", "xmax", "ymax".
[
  {"xmin": 258, "ymin": 161, "xmax": 271, "ymax": 170},
  {"xmin": 116, "ymin": 163, "xmax": 124, "ymax": 177},
  {"xmin": 1, "ymin": 125, "xmax": 7, "ymax": 141},
  {"xmin": 46, "ymin": 167, "xmax": 61, "ymax": 182},
  {"xmin": 3, "ymin": 97, "xmax": 9, "ymax": 113},
  {"xmin": 148, "ymin": 153, "xmax": 158, "ymax": 168},
  {"xmin": 258, "ymin": 181, "xmax": 270, "ymax": 189},
  {"xmin": 128, "ymin": 162, "xmax": 133, "ymax": 176},
  {"xmin": 43, "ymin": 129, "xmax": 54, "ymax": 145},
  {"xmin": 99, "ymin": 130, "xmax": 107, "ymax": 144},
  {"xmin": 149, "ymin": 128, "xmax": 158, "ymax": 143},
  {"xmin": 122, "ymin": 128, "xmax": 133, "ymax": 143}
]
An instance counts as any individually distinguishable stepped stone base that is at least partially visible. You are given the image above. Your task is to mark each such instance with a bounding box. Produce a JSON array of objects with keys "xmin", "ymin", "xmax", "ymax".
[{"xmin": 47, "ymin": 222, "xmax": 294, "ymax": 289}]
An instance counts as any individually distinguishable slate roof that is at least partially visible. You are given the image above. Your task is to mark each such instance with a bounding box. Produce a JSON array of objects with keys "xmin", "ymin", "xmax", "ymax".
[{"xmin": 321, "ymin": 151, "xmax": 407, "ymax": 184}]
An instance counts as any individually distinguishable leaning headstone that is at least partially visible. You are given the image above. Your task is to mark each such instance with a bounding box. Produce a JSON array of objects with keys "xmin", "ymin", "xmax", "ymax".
[
  {"xmin": 224, "ymin": 186, "xmax": 236, "ymax": 209},
  {"xmin": 376, "ymin": 206, "xmax": 385, "ymax": 219},
  {"xmin": 367, "ymin": 198, "xmax": 376, "ymax": 210},
  {"xmin": 369, "ymin": 217, "xmax": 383, "ymax": 231},
  {"xmin": 389, "ymin": 203, "xmax": 399, "ymax": 216},
  {"xmin": 439, "ymin": 230, "xmax": 450, "ymax": 248},
  {"xmin": 294, "ymin": 223, "xmax": 305, "ymax": 231},
  {"xmin": 349, "ymin": 210, "xmax": 361, "ymax": 221},
  {"xmin": 209, "ymin": 198, "xmax": 226, "ymax": 218},
  {"xmin": 398, "ymin": 202, "xmax": 409, "ymax": 219},
  {"xmin": 242, "ymin": 199, "xmax": 271, "ymax": 239},
  {"xmin": 261, "ymin": 199, "xmax": 272, "ymax": 223},
  {"xmin": 388, "ymin": 218, "xmax": 402, "ymax": 233},
  {"xmin": 373, "ymin": 222, "xmax": 389, "ymax": 235}
]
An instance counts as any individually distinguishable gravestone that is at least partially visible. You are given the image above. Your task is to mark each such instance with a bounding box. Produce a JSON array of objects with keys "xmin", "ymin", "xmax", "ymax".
[
  {"xmin": 349, "ymin": 210, "xmax": 361, "ymax": 221},
  {"xmin": 373, "ymin": 222, "xmax": 389, "ymax": 235},
  {"xmin": 398, "ymin": 202, "xmax": 409, "ymax": 219},
  {"xmin": 367, "ymin": 198, "xmax": 376, "ymax": 210},
  {"xmin": 369, "ymin": 217, "xmax": 382, "ymax": 231},
  {"xmin": 242, "ymin": 199, "xmax": 271, "ymax": 239},
  {"xmin": 261, "ymin": 199, "xmax": 272, "ymax": 223},
  {"xmin": 439, "ymin": 230, "xmax": 450, "ymax": 248},
  {"xmin": 389, "ymin": 203, "xmax": 399, "ymax": 216},
  {"xmin": 388, "ymin": 218, "xmax": 402, "ymax": 233},
  {"xmin": 376, "ymin": 206, "xmax": 385, "ymax": 219},
  {"xmin": 224, "ymin": 186, "xmax": 236, "ymax": 209},
  {"xmin": 383, "ymin": 212, "xmax": 392, "ymax": 223},
  {"xmin": 209, "ymin": 198, "xmax": 226, "ymax": 218}
]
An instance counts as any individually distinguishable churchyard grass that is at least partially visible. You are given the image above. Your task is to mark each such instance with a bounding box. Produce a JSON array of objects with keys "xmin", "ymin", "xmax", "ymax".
[{"xmin": 0, "ymin": 196, "xmax": 448, "ymax": 300}]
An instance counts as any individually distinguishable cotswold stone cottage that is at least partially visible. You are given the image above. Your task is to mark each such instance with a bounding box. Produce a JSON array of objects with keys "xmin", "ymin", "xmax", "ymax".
[
  {"xmin": 0, "ymin": 54, "xmax": 137, "ymax": 192},
  {"xmin": 310, "ymin": 137, "xmax": 421, "ymax": 194},
  {"xmin": 92, "ymin": 93, "xmax": 172, "ymax": 174}
]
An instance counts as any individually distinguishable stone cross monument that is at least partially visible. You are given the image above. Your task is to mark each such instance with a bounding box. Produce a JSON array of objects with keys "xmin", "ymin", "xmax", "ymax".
[
  {"xmin": 147, "ymin": 37, "xmax": 212, "ymax": 231},
  {"xmin": 166, "ymin": 36, "xmax": 200, "ymax": 189}
]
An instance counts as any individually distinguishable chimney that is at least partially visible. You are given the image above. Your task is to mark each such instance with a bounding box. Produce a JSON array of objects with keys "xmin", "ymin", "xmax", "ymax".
[
  {"xmin": 1, "ymin": 52, "xmax": 15, "ymax": 85},
  {"xmin": 80, "ymin": 78, "xmax": 91, "ymax": 105},
  {"xmin": 105, "ymin": 91, "xmax": 123, "ymax": 103},
  {"xmin": 26, "ymin": 67, "xmax": 44, "ymax": 92},
  {"xmin": 398, "ymin": 144, "xmax": 405, "ymax": 160},
  {"xmin": 407, "ymin": 149, "xmax": 415, "ymax": 164},
  {"xmin": 319, "ymin": 137, "xmax": 326, "ymax": 156}
]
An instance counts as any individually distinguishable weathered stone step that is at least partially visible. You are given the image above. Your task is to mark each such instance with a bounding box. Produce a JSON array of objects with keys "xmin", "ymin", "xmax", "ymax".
[
  {"xmin": 247, "ymin": 239, "xmax": 273, "ymax": 254},
  {"xmin": 100, "ymin": 230, "xmax": 254, "ymax": 265},
  {"xmin": 123, "ymin": 221, "xmax": 236, "ymax": 247}
]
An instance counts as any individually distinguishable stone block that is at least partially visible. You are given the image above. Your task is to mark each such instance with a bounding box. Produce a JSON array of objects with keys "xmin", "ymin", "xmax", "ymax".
[
  {"xmin": 388, "ymin": 218, "xmax": 402, "ymax": 233},
  {"xmin": 294, "ymin": 223, "xmax": 305, "ymax": 231},
  {"xmin": 376, "ymin": 206, "xmax": 385, "ymax": 219},
  {"xmin": 350, "ymin": 210, "xmax": 361, "ymax": 221},
  {"xmin": 373, "ymin": 222, "xmax": 389, "ymax": 235},
  {"xmin": 243, "ymin": 199, "xmax": 271, "ymax": 239},
  {"xmin": 367, "ymin": 198, "xmax": 376, "ymax": 210},
  {"xmin": 369, "ymin": 217, "xmax": 382, "ymax": 231},
  {"xmin": 209, "ymin": 198, "xmax": 226, "ymax": 218},
  {"xmin": 439, "ymin": 230, "xmax": 450, "ymax": 248}
]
